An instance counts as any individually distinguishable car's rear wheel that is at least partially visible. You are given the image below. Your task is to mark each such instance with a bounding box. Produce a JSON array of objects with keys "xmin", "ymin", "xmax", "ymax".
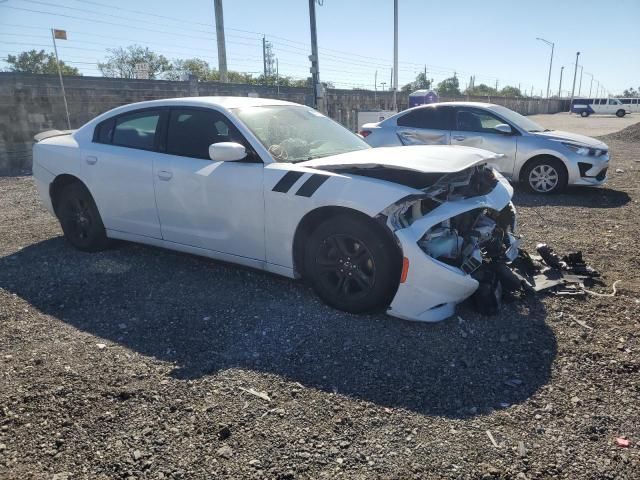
[
  {"xmin": 304, "ymin": 214, "xmax": 401, "ymax": 314},
  {"xmin": 522, "ymin": 157, "xmax": 568, "ymax": 194},
  {"xmin": 580, "ymin": 111, "xmax": 589, "ymax": 118},
  {"xmin": 57, "ymin": 182, "xmax": 109, "ymax": 252},
  {"xmin": 616, "ymin": 109, "xmax": 626, "ymax": 118}
]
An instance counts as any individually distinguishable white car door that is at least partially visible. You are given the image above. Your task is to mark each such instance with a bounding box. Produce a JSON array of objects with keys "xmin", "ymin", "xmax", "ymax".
[
  {"xmin": 450, "ymin": 107, "xmax": 517, "ymax": 178},
  {"xmin": 153, "ymin": 107, "xmax": 265, "ymax": 260},
  {"xmin": 81, "ymin": 108, "xmax": 163, "ymax": 238}
]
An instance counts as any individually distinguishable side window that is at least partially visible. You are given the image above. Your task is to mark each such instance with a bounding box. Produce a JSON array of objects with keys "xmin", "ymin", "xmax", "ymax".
[
  {"xmin": 396, "ymin": 106, "xmax": 450, "ymax": 129},
  {"xmin": 112, "ymin": 110, "xmax": 161, "ymax": 150},
  {"xmin": 455, "ymin": 108, "xmax": 505, "ymax": 133},
  {"xmin": 609, "ymin": 99, "xmax": 619, "ymax": 105},
  {"xmin": 621, "ymin": 99, "xmax": 631, "ymax": 104},
  {"xmin": 93, "ymin": 117, "xmax": 116, "ymax": 144},
  {"xmin": 167, "ymin": 108, "xmax": 246, "ymax": 160}
]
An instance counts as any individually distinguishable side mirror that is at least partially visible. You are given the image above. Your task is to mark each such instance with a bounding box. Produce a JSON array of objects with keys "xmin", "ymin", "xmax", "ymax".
[
  {"xmin": 494, "ymin": 123, "xmax": 512, "ymax": 134},
  {"xmin": 209, "ymin": 142, "xmax": 247, "ymax": 162}
]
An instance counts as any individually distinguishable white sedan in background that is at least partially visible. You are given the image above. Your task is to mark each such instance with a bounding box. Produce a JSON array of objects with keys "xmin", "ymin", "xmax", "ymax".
[
  {"xmin": 361, "ymin": 102, "xmax": 610, "ymax": 194},
  {"xmin": 33, "ymin": 97, "xmax": 518, "ymax": 322}
]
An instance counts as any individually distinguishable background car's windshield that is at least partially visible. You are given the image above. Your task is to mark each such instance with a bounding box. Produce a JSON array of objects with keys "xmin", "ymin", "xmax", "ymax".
[
  {"xmin": 233, "ymin": 105, "xmax": 370, "ymax": 162},
  {"xmin": 489, "ymin": 105, "xmax": 547, "ymax": 132}
]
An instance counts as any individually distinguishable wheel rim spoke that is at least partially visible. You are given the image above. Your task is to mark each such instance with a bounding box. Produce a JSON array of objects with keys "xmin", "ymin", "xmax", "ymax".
[{"xmin": 316, "ymin": 233, "xmax": 376, "ymax": 300}]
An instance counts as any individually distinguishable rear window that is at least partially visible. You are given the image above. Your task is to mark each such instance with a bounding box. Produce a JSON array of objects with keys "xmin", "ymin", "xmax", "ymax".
[
  {"xmin": 397, "ymin": 106, "xmax": 450, "ymax": 129},
  {"xmin": 112, "ymin": 111, "xmax": 161, "ymax": 150},
  {"xmin": 93, "ymin": 117, "xmax": 115, "ymax": 144}
]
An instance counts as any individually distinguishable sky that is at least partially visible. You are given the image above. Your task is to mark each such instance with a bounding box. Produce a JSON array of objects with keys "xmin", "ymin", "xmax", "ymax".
[{"xmin": 1, "ymin": 0, "xmax": 638, "ymax": 95}]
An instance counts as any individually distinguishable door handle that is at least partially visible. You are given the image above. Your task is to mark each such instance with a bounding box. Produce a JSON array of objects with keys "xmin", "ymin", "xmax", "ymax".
[
  {"xmin": 157, "ymin": 170, "xmax": 173, "ymax": 181},
  {"xmin": 452, "ymin": 135, "xmax": 466, "ymax": 141},
  {"xmin": 85, "ymin": 155, "xmax": 98, "ymax": 165}
]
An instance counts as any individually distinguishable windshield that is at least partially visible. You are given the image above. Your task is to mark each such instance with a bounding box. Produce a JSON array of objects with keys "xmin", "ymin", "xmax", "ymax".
[
  {"xmin": 232, "ymin": 105, "xmax": 370, "ymax": 162},
  {"xmin": 489, "ymin": 105, "xmax": 548, "ymax": 132}
]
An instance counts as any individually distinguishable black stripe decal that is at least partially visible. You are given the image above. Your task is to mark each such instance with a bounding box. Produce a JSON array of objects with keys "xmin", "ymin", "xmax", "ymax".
[
  {"xmin": 272, "ymin": 171, "xmax": 304, "ymax": 193},
  {"xmin": 295, "ymin": 174, "xmax": 330, "ymax": 197}
]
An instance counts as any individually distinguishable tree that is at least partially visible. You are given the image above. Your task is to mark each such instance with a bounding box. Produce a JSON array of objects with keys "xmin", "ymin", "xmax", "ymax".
[
  {"xmin": 5, "ymin": 49, "xmax": 80, "ymax": 75},
  {"xmin": 436, "ymin": 76, "xmax": 461, "ymax": 96},
  {"xmin": 499, "ymin": 85, "xmax": 522, "ymax": 97},
  {"xmin": 622, "ymin": 87, "xmax": 639, "ymax": 97},
  {"xmin": 98, "ymin": 45, "xmax": 171, "ymax": 79},
  {"xmin": 465, "ymin": 83, "xmax": 497, "ymax": 96},
  {"xmin": 166, "ymin": 58, "xmax": 214, "ymax": 81},
  {"xmin": 401, "ymin": 71, "xmax": 433, "ymax": 92}
]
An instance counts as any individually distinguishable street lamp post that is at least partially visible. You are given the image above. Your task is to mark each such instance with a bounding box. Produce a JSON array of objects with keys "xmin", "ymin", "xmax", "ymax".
[
  {"xmin": 578, "ymin": 65, "xmax": 584, "ymax": 96},
  {"xmin": 585, "ymin": 72, "xmax": 594, "ymax": 98},
  {"xmin": 536, "ymin": 37, "xmax": 554, "ymax": 98},
  {"xmin": 570, "ymin": 51, "xmax": 580, "ymax": 111},
  {"xmin": 558, "ymin": 65, "xmax": 564, "ymax": 98}
]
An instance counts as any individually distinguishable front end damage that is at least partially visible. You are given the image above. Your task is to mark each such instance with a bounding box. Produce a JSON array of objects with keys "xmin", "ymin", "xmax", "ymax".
[{"xmin": 378, "ymin": 163, "xmax": 520, "ymax": 322}]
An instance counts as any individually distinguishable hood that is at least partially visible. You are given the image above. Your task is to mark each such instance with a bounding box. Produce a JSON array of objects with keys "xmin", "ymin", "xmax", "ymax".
[
  {"xmin": 299, "ymin": 145, "xmax": 502, "ymax": 174},
  {"xmin": 531, "ymin": 130, "xmax": 607, "ymax": 148}
]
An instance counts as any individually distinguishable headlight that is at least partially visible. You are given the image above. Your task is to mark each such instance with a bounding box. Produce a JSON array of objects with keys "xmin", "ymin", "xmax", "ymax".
[{"xmin": 562, "ymin": 142, "xmax": 590, "ymax": 156}]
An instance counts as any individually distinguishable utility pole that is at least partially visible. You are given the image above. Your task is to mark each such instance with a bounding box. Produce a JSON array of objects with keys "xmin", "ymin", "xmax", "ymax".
[
  {"xmin": 214, "ymin": 0, "xmax": 228, "ymax": 83},
  {"xmin": 392, "ymin": 0, "xmax": 398, "ymax": 111},
  {"xmin": 570, "ymin": 51, "xmax": 580, "ymax": 109},
  {"xmin": 495, "ymin": 79, "xmax": 498, "ymax": 92},
  {"xmin": 381, "ymin": 81, "xmax": 386, "ymax": 91},
  {"xmin": 558, "ymin": 66, "xmax": 564, "ymax": 98},
  {"xmin": 51, "ymin": 28, "xmax": 71, "ymax": 129},
  {"xmin": 536, "ymin": 37, "xmax": 554, "ymax": 98},
  {"xmin": 308, "ymin": 0, "xmax": 323, "ymax": 111},
  {"xmin": 585, "ymin": 72, "xmax": 593, "ymax": 98},
  {"xmin": 262, "ymin": 36, "xmax": 267, "ymax": 78},
  {"xmin": 374, "ymin": 70, "xmax": 377, "ymax": 101},
  {"xmin": 276, "ymin": 58, "xmax": 279, "ymax": 96}
]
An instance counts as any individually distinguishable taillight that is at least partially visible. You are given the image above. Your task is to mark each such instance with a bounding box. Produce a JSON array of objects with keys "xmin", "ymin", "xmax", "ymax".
[{"xmin": 359, "ymin": 130, "xmax": 372, "ymax": 137}]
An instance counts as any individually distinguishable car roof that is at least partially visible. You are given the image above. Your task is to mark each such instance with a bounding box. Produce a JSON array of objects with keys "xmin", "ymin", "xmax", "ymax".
[
  {"xmin": 109, "ymin": 96, "xmax": 302, "ymax": 110},
  {"xmin": 411, "ymin": 101, "xmax": 499, "ymax": 109}
]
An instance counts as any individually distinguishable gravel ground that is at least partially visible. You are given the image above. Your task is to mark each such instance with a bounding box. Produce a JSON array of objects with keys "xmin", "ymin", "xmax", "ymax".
[
  {"xmin": 528, "ymin": 112, "xmax": 640, "ymax": 137},
  {"xmin": 1, "ymin": 134, "xmax": 639, "ymax": 479}
]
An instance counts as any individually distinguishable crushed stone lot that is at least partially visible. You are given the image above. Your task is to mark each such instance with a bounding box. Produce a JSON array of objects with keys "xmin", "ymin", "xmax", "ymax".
[{"xmin": 1, "ymin": 128, "xmax": 640, "ymax": 479}]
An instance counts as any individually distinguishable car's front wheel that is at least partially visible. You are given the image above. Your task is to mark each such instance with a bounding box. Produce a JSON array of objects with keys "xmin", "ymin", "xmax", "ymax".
[
  {"xmin": 616, "ymin": 109, "xmax": 626, "ymax": 118},
  {"xmin": 522, "ymin": 157, "xmax": 568, "ymax": 194},
  {"xmin": 580, "ymin": 111, "xmax": 589, "ymax": 118},
  {"xmin": 304, "ymin": 214, "xmax": 401, "ymax": 314},
  {"xmin": 57, "ymin": 182, "xmax": 109, "ymax": 252}
]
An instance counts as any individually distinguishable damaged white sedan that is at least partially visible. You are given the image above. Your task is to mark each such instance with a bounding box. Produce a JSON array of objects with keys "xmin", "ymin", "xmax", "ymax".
[{"xmin": 33, "ymin": 97, "xmax": 519, "ymax": 322}]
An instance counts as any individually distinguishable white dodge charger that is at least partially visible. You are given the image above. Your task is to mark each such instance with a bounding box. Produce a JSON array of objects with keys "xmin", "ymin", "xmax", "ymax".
[{"xmin": 33, "ymin": 97, "xmax": 519, "ymax": 322}]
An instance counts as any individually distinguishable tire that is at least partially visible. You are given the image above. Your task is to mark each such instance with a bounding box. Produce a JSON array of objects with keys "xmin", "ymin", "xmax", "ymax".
[
  {"xmin": 303, "ymin": 214, "xmax": 401, "ymax": 314},
  {"xmin": 580, "ymin": 111, "xmax": 589, "ymax": 118},
  {"xmin": 521, "ymin": 157, "xmax": 568, "ymax": 194},
  {"xmin": 57, "ymin": 182, "xmax": 109, "ymax": 252},
  {"xmin": 616, "ymin": 109, "xmax": 626, "ymax": 118}
]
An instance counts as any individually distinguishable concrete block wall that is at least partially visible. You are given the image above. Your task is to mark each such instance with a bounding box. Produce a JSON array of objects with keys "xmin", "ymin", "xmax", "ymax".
[{"xmin": 0, "ymin": 72, "xmax": 567, "ymax": 174}]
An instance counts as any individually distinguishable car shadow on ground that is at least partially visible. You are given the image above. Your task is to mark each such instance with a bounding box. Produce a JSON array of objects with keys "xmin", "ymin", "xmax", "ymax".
[
  {"xmin": 0, "ymin": 237, "xmax": 556, "ymax": 418},
  {"xmin": 513, "ymin": 186, "xmax": 631, "ymax": 209}
]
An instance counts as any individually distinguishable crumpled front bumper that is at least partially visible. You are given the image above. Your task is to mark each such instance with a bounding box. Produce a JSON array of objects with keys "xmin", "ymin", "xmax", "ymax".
[{"xmin": 387, "ymin": 173, "xmax": 514, "ymax": 322}]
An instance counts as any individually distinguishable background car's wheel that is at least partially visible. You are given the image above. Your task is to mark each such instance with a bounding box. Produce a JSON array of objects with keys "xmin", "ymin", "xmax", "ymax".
[
  {"xmin": 616, "ymin": 109, "xmax": 626, "ymax": 118},
  {"xmin": 303, "ymin": 213, "xmax": 401, "ymax": 314},
  {"xmin": 580, "ymin": 111, "xmax": 589, "ymax": 118},
  {"xmin": 57, "ymin": 182, "xmax": 109, "ymax": 252},
  {"xmin": 522, "ymin": 157, "xmax": 568, "ymax": 194}
]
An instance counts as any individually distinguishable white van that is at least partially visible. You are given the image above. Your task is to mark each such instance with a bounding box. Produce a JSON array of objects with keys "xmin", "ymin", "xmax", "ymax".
[
  {"xmin": 571, "ymin": 98, "xmax": 628, "ymax": 117},
  {"xmin": 620, "ymin": 98, "xmax": 640, "ymax": 113}
]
